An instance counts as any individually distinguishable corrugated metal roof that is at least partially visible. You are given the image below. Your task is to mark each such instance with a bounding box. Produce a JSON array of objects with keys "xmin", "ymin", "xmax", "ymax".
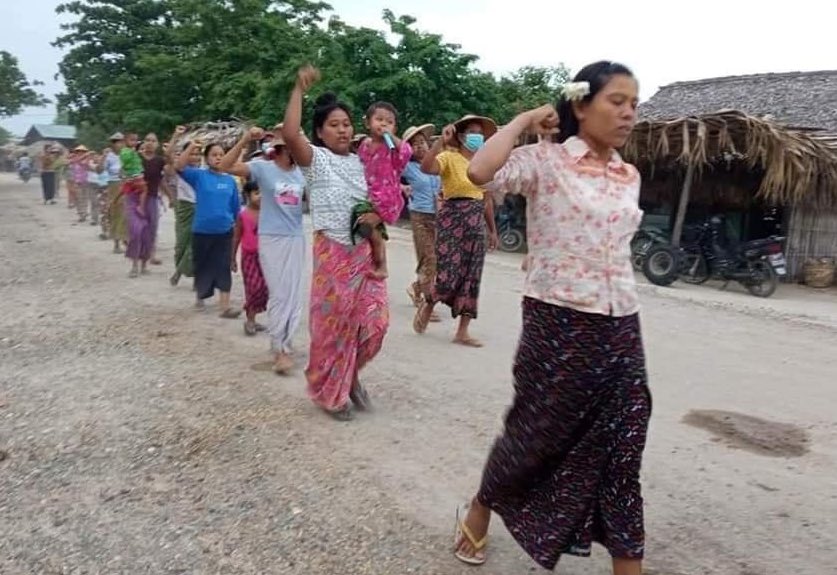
[{"xmin": 30, "ymin": 124, "xmax": 77, "ymax": 140}]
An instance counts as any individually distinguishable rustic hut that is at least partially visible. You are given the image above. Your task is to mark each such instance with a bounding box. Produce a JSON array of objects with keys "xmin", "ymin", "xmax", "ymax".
[
  {"xmin": 625, "ymin": 71, "xmax": 837, "ymax": 280},
  {"xmin": 21, "ymin": 124, "xmax": 77, "ymax": 148}
]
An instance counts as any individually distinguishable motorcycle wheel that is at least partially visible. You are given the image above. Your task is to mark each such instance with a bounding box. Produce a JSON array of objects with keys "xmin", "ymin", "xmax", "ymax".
[
  {"xmin": 630, "ymin": 235, "xmax": 654, "ymax": 271},
  {"xmin": 499, "ymin": 229, "xmax": 525, "ymax": 253},
  {"xmin": 680, "ymin": 253, "xmax": 710, "ymax": 285},
  {"xmin": 745, "ymin": 260, "xmax": 778, "ymax": 298},
  {"xmin": 642, "ymin": 244, "xmax": 680, "ymax": 287}
]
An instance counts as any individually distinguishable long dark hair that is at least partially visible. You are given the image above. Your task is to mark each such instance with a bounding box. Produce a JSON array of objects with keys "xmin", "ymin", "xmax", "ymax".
[
  {"xmin": 203, "ymin": 143, "xmax": 224, "ymax": 160},
  {"xmin": 312, "ymin": 92, "xmax": 352, "ymax": 148},
  {"xmin": 557, "ymin": 61, "xmax": 634, "ymax": 143}
]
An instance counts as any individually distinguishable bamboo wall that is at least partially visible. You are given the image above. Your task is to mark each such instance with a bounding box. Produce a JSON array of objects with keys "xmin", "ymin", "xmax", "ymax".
[{"xmin": 786, "ymin": 205, "xmax": 837, "ymax": 279}]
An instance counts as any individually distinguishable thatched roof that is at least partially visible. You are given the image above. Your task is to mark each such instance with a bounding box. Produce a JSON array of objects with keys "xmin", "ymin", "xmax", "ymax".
[
  {"xmin": 172, "ymin": 120, "xmax": 248, "ymax": 151},
  {"xmin": 622, "ymin": 110, "xmax": 837, "ymax": 207},
  {"xmin": 641, "ymin": 70, "xmax": 837, "ymax": 132}
]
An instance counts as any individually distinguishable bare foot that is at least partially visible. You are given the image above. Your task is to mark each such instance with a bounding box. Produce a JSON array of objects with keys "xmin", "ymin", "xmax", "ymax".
[
  {"xmin": 455, "ymin": 499, "xmax": 491, "ymax": 565},
  {"xmin": 369, "ymin": 266, "xmax": 389, "ymax": 280},
  {"xmin": 453, "ymin": 334, "xmax": 483, "ymax": 348},
  {"xmin": 273, "ymin": 352, "xmax": 294, "ymax": 375}
]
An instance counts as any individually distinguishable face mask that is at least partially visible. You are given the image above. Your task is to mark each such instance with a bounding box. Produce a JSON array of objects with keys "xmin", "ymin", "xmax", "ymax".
[{"xmin": 463, "ymin": 133, "xmax": 485, "ymax": 152}]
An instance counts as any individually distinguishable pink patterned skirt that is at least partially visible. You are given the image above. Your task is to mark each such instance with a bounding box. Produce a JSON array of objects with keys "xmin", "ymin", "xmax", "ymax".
[{"xmin": 305, "ymin": 233, "xmax": 389, "ymax": 412}]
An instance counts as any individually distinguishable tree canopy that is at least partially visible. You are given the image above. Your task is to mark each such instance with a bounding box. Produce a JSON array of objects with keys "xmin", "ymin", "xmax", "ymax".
[
  {"xmin": 0, "ymin": 51, "xmax": 50, "ymax": 118},
  {"xmin": 54, "ymin": 1, "xmax": 569, "ymax": 146}
]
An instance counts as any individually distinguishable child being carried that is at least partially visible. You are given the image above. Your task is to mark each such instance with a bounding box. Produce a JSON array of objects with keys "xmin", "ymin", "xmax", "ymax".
[{"xmin": 354, "ymin": 101, "xmax": 412, "ymax": 279}]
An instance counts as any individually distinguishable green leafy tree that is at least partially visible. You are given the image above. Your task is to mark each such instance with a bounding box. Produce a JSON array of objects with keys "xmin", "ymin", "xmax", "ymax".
[
  {"xmin": 498, "ymin": 65, "xmax": 571, "ymax": 119},
  {"xmin": 53, "ymin": 3, "xmax": 569, "ymax": 137},
  {"xmin": 0, "ymin": 126, "xmax": 13, "ymax": 146},
  {"xmin": 0, "ymin": 51, "xmax": 49, "ymax": 117}
]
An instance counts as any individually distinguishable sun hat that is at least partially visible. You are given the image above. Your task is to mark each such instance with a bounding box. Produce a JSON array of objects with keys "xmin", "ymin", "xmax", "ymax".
[
  {"xmin": 402, "ymin": 124, "xmax": 435, "ymax": 144},
  {"xmin": 453, "ymin": 115, "xmax": 497, "ymax": 139}
]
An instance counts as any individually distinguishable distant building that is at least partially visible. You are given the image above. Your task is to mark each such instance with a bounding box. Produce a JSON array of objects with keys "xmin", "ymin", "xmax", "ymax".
[{"xmin": 22, "ymin": 124, "xmax": 78, "ymax": 148}]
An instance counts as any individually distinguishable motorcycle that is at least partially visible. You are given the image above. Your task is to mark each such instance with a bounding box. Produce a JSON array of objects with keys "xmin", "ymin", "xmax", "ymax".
[
  {"xmin": 642, "ymin": 216, "xmax": 787, "ymax": 298},
  {"xmin": 18, "ymin": 166, "xmax": 32, "ymax": 183},
  {"xmin": 630, "ymin": 225, "xmax": 669, "ymax": 270},
  {"xmin": 495, "ymin": 202, "xmax": 527, "ymax": 253}
]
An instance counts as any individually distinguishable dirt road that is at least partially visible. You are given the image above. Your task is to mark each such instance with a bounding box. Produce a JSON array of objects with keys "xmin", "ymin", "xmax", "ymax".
[{"xmin": 1, "ymin": 174, "xmax": 835, "ymax": 575}]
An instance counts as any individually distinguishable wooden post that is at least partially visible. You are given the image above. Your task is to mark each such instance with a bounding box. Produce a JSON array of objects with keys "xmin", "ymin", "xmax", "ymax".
[{"xmin": 671, "ymin": 161, "xmax": 695, "ymax": 248}]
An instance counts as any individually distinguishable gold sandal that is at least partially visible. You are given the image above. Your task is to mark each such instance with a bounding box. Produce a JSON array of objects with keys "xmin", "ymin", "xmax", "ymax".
[
  {"xmin": 412, "ymin": 301, "xmax": 431, "ymax": 334},
  {"xmin": 454, "ymin": 505, "xmax": 487, "ymax": 566}
]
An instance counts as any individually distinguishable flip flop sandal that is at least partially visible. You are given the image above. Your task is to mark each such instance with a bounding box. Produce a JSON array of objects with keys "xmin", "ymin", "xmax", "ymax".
[
  {"xmin": 219, "ymin": 309, "xmax": 242, "ymax": 319},
  {"xmin": 406, "ymin": 285, "xmax": 422, "ymax": 307},
  {"xmin": 412, "ymin": 301, "xmax": 431, "ymax": 334},
  {"xmin": 128, "ymin": 269, "xmax": 139, "ymax": 279},
  {"xmin": 254, "ymin": 323, "xmax": 267, "ymax": 332},
  {"xmin": 454, "ymin": 505, "xmax": 487, "ymax": 566},
  {"xmin": 244, "ymin": 322, "xmax": 257, "ymax": 336},
  {"xmin": 325, "ymin": 405, "xmax": 354, "ymax": 422},
  {"xmin": 349, "ymin": 383, "xmax": 372, "ymax": 412}
]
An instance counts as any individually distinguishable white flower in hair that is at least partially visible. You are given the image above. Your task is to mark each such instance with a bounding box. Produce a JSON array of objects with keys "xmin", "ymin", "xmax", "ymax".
[{"xmin": 562, "ymin": 81, "xmax": 591, "ymax": 101}]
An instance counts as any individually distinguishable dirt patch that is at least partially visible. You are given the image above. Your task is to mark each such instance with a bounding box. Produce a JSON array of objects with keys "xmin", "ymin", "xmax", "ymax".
[{"xmin": 683, "ymin": 409, "xmax": 809, "ymax": 457}]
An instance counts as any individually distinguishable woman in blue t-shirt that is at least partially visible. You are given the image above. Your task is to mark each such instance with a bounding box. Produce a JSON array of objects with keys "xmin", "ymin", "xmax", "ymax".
[{"xmin": 175, "ymin": 133, "xmax": 241, "ymax": 318}]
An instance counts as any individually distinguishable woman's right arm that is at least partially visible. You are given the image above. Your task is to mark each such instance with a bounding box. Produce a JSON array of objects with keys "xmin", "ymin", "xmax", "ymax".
[
  {"xmin": 220, "ymin": 128, "xmax": 262, "ymax": 177},
  {"xmin": 468, "ymin": 105, "xmax": 559, "ymax": 186},
  {"xmin": 282, "ymin": 66, "xmax": 320, "ymax": 168},
  {"xmin": 175, "ymin": 141, "xmax": 196, "ymax": 172},
  {"xmin": 421, "ymin": 124, "xmax": 455, "ymax": 175}
]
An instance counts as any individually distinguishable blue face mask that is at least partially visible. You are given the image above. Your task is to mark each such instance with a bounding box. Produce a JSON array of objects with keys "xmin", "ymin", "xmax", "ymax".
[{"xmin": 463, "ymin": 133, "xmax": 485, "ymax": 152}]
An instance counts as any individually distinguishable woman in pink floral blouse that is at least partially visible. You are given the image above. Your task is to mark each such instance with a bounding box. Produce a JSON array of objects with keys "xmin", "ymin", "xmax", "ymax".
[{"xmin": 451, "ymin": 61, "xmax": 651, "ymax": 575}]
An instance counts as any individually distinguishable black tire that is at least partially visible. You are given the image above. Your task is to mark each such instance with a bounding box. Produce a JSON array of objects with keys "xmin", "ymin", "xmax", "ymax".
[
  {"xmin": 680, "ymin": 253, "xmax": 710, "ymax": 285},
  {"xmin": 642, "ymin": 244, "xmax": 680, "ymax": 287},
  {"xmin": 630, "ymin": 234, "xmax": 654, "ymax": 271},
  {"xmin": 745, "ymin": 260, "xmax": 778, "ymax": 298},
  {"xmin": 499, "ymin": 229, "xmax": 525, "ymax": 253}
]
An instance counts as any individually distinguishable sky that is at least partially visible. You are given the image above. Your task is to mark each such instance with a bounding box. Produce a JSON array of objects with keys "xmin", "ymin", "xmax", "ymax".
[{"xmin": 2, "ymin": 0, "xmax": 835, "ymax": 137}]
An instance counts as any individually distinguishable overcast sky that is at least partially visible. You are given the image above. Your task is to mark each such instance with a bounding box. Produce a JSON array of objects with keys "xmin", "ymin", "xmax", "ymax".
[{"xmin": 2, "ymin": 0, "xmax": 834, "ymax": 136}]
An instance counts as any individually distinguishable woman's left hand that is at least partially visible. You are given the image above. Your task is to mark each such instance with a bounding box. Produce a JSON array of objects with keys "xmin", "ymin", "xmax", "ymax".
[
  {"xmin": 356, "ymin": 212, "xmax": 382, "ymax": 227},
  {"xmin": 488, "ymin": 231, "xmax": 499, "ymax": 251}
]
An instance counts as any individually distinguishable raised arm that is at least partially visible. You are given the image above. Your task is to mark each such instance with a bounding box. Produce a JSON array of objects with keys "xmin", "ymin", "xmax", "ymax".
[
  {"xmin": 220, "ymin": 127, "xmax": 263, "ymax": 178},
  {"xmin": 166, "ymin": 126, "xmax": 185, "ymax": 173},
  {"xmin": 175, "ymin": 140, "xmax": 197, "ymax": 172},
  {"xmin": 421, "ymin": 124, "xmax": 456, "ymax": 175},
  {"xmin": 468, "ymin": 105, "xmax": 559, "ymax": 186},
  {"xmin": 282, "ymin": 65, "xmax": 320, "ymax": 168}
]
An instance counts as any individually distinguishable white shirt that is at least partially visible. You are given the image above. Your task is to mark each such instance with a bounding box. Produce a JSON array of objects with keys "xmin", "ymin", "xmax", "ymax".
[
  {"xmin": 302, "ymin": 146, "xmax": 369, "ymax": 245},
  {"xmin": 176, "ymin": 175, "xmax": 196, "ymax": 203}
]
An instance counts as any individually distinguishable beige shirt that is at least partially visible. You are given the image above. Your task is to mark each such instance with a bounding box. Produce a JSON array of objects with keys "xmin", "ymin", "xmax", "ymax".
[{"xmin": 492, "ymin": 137, "xmax": 643, "ymax": 317}]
